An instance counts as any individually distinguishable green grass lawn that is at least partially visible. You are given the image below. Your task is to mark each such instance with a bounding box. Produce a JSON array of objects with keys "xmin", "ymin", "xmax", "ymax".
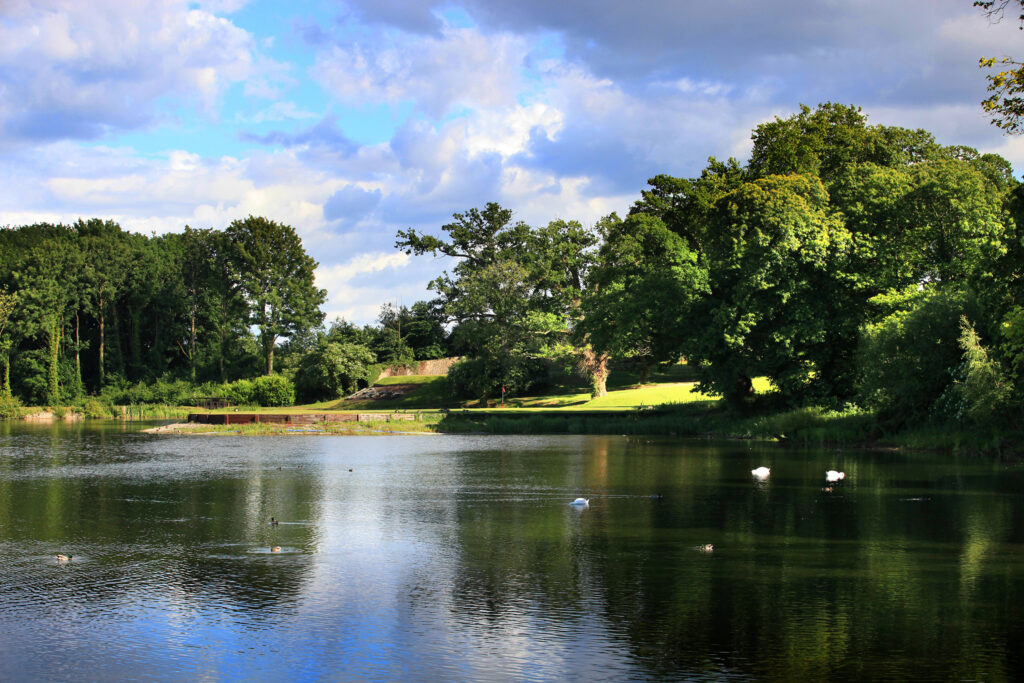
[{"xmin": 203, "ymin": 365, "xmax": 769, "ymax": 415}]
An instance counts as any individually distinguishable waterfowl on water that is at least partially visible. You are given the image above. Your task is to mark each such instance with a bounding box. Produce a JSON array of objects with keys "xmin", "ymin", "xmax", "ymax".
[
  {"xmin": 55, "ymin": 554, "xmax": 72, "ymax": 563},
  {"xmin": 270, "ymin": 517, "xmax": 279, "ymax": 526},
  {"xmin": 271, "ymin": 546, "xmax": 281, "ymax": 553},
  {"xmin": 751, "ymin": 466, "xmax": 770, "ymax": 479},
  {"xmin": 699, "ymin": 544, "xmax": 714, "ymax": 552},
  {"xmin": 825, "ymin": 470, "xmax": 845, "ymax": 482},
  {"xmin": 570, "ymin": 498, "xmax": 589, "ymax": 507}
]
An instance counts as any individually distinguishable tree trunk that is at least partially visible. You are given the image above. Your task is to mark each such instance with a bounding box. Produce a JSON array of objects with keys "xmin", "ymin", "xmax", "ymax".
[
  {"xmin": 2, "ymin": 357, "xmax": 9, "ymax": 399},
  {"xmin": 111, "ymin": 305, "xmax": 125, "ymax": 378},
  {"xmin": 129, "ymin": 306, "xmax": 142, "ymax": 379},
  {"xmin": 74, "ymin": 312, "xmax": 82, "ymax": 397},
  {"xmin": 579, "ymin": 345, "xmax": 609, "ymax": 398},
  {"xmin": 265, "ymin": 333, "xmax": 277, "ymax": 375},
  {"xmin": 189, "ymin": 309, "xmax": 197, "ymax": 382},
  {"xmin": 47, "ymin": 318, "xmax": 60, "ymax": 405},
  {"xmin": 218, "ymin": 324, "xmax": 225, "ymax": 383},
  {"xmin": 98, "ymin": 300, "xmax": 105, "ymax": 387}
]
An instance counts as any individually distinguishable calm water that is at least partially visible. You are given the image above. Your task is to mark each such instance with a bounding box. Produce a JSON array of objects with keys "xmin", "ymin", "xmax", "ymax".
[{"xmin": 1, "ymin": 422, "xmax": 1023, "ymax": 681}]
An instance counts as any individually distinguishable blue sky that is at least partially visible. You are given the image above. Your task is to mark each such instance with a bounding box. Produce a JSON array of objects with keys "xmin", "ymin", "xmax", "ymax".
[{"xmin": 2, "ymin": 0, "xmax": 1022, "ymax": 324}]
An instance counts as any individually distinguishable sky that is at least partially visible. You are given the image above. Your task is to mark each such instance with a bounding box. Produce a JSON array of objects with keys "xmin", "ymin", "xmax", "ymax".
[{"xmin": 2, "ymin": 0, "xmax": 1023, "ymax": 325}]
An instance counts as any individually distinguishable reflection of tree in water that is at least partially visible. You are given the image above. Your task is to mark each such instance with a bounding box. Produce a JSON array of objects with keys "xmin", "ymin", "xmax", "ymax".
[
  {"xmin": 0, "ymin": 447, "xmax": 321, "ymax": 614},
  {"xmin": 439, "ymin": 440, "xmax": 1024, "ymax": 680},
  {"xmin": 175, "ymin": 554, "xmax": 313, "ymax": 611}
]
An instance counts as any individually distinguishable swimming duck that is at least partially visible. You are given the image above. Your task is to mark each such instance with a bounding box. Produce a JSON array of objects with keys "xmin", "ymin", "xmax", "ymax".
[
  {"xmin": 825, "ymin": 470, "xmax": 845, "ymax": 482},
  {"xmin": 699, "ymin": 544, "xmax": 714, "ymax": 552},
  {"xmin": 271, "ymin": 546, "xmax": 281, "ymax": 553},
  {"xmin": 55, "ymin": 554, "xmax": 72, "ymax": 563},
  {"xmin": 270, "ymin": 517, "xmax": 279, "ymax": 526},
  {"xmin": 570, "ymin": 497, "xmax": 589, "ymax": 507},
  {"xmin": 751, "ymin": 466, "xmax": 770, "ymax": 479}
]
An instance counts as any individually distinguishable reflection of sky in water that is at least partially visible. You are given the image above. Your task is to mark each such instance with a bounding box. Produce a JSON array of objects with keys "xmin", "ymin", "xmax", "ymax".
[{"xmin": 2, "ymin": 428, "xmax": 1024, "ymax": 681}]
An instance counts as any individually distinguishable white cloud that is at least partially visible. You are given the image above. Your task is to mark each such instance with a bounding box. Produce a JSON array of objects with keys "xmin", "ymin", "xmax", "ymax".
[
  {"xmin": 0, "ymin": 0, "xmax": 264, "ymax": 146},
  {"xmin": 316, "ymin": 252, "xmax": 417, "ymax": 322},
  {"xmin": 311, "ymin": 26, "xmax": 530, "ymax": 117}
]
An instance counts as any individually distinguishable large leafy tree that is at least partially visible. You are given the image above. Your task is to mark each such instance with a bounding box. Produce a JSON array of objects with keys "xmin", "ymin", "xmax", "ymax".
[
  {"xmin": 691, "ymin": 174, "xmax": 851, "ymax": 404},
  {"xmin": 225, "ymin": 216, "xmax": 326, "ymax": 375},
  {"xmin": 397, "ymin": 203, "xmax": 595, "ymax": 400},
  {"xmin": 294, "ymin": 339, "xmax": 377, "ymax": 402},
  {"xmin": 580, "ymin": 213, "xmax": 707, "ymax": 387},
  {"xmin": 624, "ymin": 104, "xmax": 1015, "ymax": 407}
]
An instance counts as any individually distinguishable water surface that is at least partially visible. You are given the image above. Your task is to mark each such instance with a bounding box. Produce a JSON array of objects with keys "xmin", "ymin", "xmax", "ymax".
[{"xmin": 1, "ymin": 422, "xmax": 1022, "ymax": 681}]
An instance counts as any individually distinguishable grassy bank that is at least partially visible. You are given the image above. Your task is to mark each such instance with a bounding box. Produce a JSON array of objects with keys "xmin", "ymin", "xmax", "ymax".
[{"xmin": 8, "ymin": 365, "xmax": 1016, "ymax": 454}]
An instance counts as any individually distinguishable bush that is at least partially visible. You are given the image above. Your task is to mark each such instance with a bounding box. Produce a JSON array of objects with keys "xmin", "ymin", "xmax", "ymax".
[
  {"xmin": 0, "ymin": 394, "xmax": 24, "ymax": 420},
  {"xmin": 222, "ymin": 379, "xmax": 256, "ymax": 406},
  {"xmin": 252, "ymin": 374, "xmax": 295, "ymax": 407},
  {"xmin": 77, "ymin": 397, "xmax": 113, "ymax": 419},
  {"xmin": 448, "ymin": 354, "xmax": 549, "ymax": 401},
  {"xmin": 857, "ymin": 286, "xmax": 974, "ymax": 426}
]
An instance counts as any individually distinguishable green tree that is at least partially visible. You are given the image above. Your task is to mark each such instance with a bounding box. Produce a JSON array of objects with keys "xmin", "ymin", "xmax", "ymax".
[
  {"xmin": 857, "ymin": 287, "xmax": 978, "ymax": 426},
  {"xmin": 225, "ymin": 216, "xmax": 326, "ymax": 375},
  {"xmin": 690, "ymin": 174, "xmax": 851, "ymax": 404},
  {"xmin": 397, "ymin": 203, "xmax": 588, "ymax": 401},
  {"xmin": 294, "ymin": 339, "xmax": 377, "ymax": 402},
  {"xmin": 10, "ymin": 236, "xmax": 81, "ymax": 404},
  {"xmin": 0, "ymin": 287, "xmax": 16, "ymax": 398},
  {"xmin": 77, "ymin": 219, "xmax": 127, "ymax": 388},
  {"xmin": 580, "ymin": 213, "xmax": 708, "ymax": 386}
]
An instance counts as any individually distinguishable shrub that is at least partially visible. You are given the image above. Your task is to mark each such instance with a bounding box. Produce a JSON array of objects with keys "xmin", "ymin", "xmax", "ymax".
[
  {"xmin": 252, "ymin": 374, "xmax": 295, "ymax": 407},
  {"xmin": 0, "ymin": 394, "xmax": 24, "ymax": 420},
  {"xmin": 448, "ymin": 354, "xmax": 549, "ymax": 401},
  {"xmin": 857, "ymin": 286, "xmax": 974, "ymax": 426},
  {"xmin": 78, "ymin": 397, "xmax": 113, "ymax": 419},
  {"xmin": 222, "ymin": 379, "xmax": 256, "ymax": 406}
]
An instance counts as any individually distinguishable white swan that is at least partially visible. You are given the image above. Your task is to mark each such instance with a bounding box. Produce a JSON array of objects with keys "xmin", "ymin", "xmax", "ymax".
[
  {"xmin": 825, "ymin": 470, "xmax": 845, "ymax": 482},
  {"xmin": 751, "ymin": 466, "xmax": 770, "ymax": 479},
  {"xmin": 570, "ymin": 498, "xmax": 589, "ymax": 507}
]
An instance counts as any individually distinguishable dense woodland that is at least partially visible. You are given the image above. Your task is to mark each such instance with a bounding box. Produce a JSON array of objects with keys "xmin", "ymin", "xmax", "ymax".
[
  {"xmin": 399, "ymin": 104, "xmax": 1024, "ymax": 431},
  {"xmin": 0, "ymin": 215, "xmax": 449, "ymax": 409},
  {"xmin": 3, "ymin": 103, "xmax": 1024, "ymax": 435}
]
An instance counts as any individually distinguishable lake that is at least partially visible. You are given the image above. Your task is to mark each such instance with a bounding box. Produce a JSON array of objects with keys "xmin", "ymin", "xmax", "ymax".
[{"xmin": 1, "ymin": 421, "xmax": 1022, "ymax": 681}]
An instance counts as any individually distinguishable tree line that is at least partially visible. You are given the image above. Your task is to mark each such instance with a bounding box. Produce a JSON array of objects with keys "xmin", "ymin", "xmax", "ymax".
[
  {"xmin": 401, "ymin": 103, "xmax": 1024, "ymax": 430},
  {"xmin": 4, "ymin": 102, "xmax": 1022, "ymax": 433},
  {"xmin": 0, "ymin": 216, "xmax": 452, "ymax": 408}
]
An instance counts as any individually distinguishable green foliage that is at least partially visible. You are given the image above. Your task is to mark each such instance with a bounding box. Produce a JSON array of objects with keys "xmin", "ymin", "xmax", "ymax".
[
  {"xmin": 398, "ymin": 203, "xmax": 597, "ymax": 399},
  {"xmin": 1000, "ymin": 305, "xmax": 1024, "ymax": 390},
  {"xmin": 972, "ymin": 2, "xmax": 1024, "ymax": 133},
  {"xmin": 949, "ymin": 317, "xmax": 1013, "ymax": 424},
  {"xmin": 294, "ymin": 340, "xmax": 377, "ymax": 402},
  {"xmin": 447, "ymin": 354, "xmax": 549, "ymax": 402},
  {"xmin": 374, "ymin": 301, "xmax": 449, "ymax": 361},
  {"xmin": 0, "ymin": 394, "xmax": 24, "ymax": 420},
  {"xmin": 857, "ymin": 287, "xmax": 974, "ymax": 426},
  {"xmin": 0, "ymin": 286, "xmax": 14, "ymax": 398},
  {"xmin": 251, "ymin": 374, "xmax": 296, "ymax": 407},
  {"xmin": 580, "ymin": 212, "xmax": 708, "ymax": 382},
  {"xmin": 222, "ymin": 379, "xmax": 256, "ymax": 406},
  {"xmin": 691, "ymin": 173, "xmax": 851, "ymax": 404},
  {"xmin": 76, "ymin": 397, "xmax": 113, "ymax": 419},
  {"xmin": 224, "ymin": 216, "xmax": 326, "ymax": 374}
]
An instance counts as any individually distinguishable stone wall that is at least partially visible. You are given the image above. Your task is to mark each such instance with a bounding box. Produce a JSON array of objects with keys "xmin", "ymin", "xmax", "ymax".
[{"xmin": 379, "ymin": 357, "xmax": 461, "ymax": 377}]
